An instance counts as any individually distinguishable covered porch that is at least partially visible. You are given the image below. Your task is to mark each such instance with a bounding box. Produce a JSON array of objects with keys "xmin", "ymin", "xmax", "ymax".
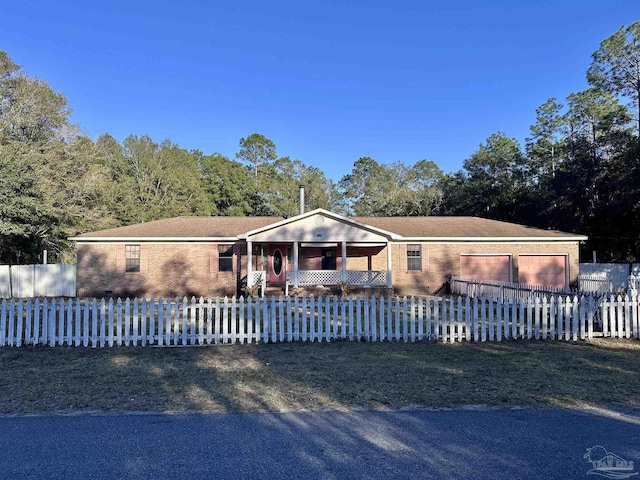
[
  {"xmin": 239, "ymin": 210, "xmax": 399, "ymax": 294},
  {"xmin": 246, "ymin": 241, "xmax": 392, "ymax": 293}
]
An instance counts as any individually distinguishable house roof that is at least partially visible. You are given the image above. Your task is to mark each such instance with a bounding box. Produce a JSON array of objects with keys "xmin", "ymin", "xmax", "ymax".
[
  {"xmin": 70, "ymin": 212, "xmax": 586, "ymax": 242},
  {"xmin": 352, "ymin": 216, "xmax": 585, "ymax": 240},
  {"xmin": 71, "ymin": 216, "xmax": 284, "ymax": 240}
]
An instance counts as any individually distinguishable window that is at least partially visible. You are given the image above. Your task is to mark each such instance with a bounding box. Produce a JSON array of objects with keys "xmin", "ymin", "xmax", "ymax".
[
  {"xmin": 218, "ymin": 244, "xmax": 233, "ymax": 272},
  {"xmin": 407, "ymin": 244, "xmax": 422, "ymax": 271},
  {"xmin": 125, "ymin": 245, "xmax": 141, "ymax": 273}
]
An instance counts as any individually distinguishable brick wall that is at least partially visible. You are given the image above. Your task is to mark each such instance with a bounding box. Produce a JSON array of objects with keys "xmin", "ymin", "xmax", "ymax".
[
  {"xmin": 76, "ymin": 243, "xmax": 244, "ymax": 298},
  {"xmin": 384, "ymin": 242, "xmax": 580, "ymax": 296},
  {"xmin": 76, "ymin": 240, "xmax": 581, "ymax": 298},
  {"xmin": 336, "ymin": 242, "xmax": 579, "ymax": 295}
]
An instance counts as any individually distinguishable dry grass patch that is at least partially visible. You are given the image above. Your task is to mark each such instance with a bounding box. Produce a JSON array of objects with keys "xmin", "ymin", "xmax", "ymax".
[{"xmin": 0, "ymin": 339, "xmax": 638, "ymax": 414}]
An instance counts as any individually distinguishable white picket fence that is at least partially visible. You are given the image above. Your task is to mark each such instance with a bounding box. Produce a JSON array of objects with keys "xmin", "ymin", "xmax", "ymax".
[{"xmin": 1, "ymin": 293, "xmax": 638, "ymax": 348}]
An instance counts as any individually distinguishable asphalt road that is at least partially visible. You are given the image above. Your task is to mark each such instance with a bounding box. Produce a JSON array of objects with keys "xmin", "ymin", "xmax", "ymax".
[{"xmin": 1, "ymin": 407, "xmax": 639, "ymax": 479}]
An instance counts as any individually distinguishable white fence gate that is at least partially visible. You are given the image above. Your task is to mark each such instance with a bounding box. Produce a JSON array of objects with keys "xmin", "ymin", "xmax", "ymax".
[
  {"xmin": 0, "ymin": 293, "xmax": 637, "ymax": 348},
  {"xmin": 580, "ymin": 263, "xmax": 640, "ymax": 291},
  {"xmin": 0, "ymin": 264, "xmax": 76, "ymax": 298}
]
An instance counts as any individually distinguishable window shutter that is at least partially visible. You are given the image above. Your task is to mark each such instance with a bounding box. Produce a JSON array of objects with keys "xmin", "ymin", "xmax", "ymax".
[
  {"xmin": 400, "ymin": 244, "xmax": 408, "ymax": 272},
  {"xmin": 140, "ymin": 245, "xmax": 149, "ymax": 273},
  {"xmin": 210, "ymin": 245, "xmax": 218, "ymax": 273},
  {"xmin": 116, "ymin": 245, "xmax": 125, "ymax": 273},
  {"xmin": 421, "ymin": 246, "xmax": 429, "ymax": 272}
]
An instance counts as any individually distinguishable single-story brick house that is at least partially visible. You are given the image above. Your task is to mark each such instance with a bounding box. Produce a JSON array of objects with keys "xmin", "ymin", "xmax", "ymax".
[{"xmin": 70, "ymin": 208, "xmax": 587, "ymax": 298}]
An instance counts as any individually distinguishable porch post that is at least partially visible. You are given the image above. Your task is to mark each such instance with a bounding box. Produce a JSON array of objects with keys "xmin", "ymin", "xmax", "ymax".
[
  {"xmin": 341, "ymin": 241, "xmax": 347, "ymax": 283},
  {"xmin": 293, "ymin": 241, "xmax": 299, "ymax": 287},
  {"xmin": 386, "ymin": 241, "xmax": 393, "ymax": 288},
  {"xmin": 247, "ymin": 241, "xmax": 253, "ymax": 287}
]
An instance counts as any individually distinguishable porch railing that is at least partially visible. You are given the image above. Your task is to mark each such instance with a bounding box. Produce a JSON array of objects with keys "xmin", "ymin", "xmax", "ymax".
[
  {"xmin": 249, "ymin": 271, "xmax": 266, "ymax": 294},
  {"xmin": 288, "ymin": 270, "xmax": 388, "ymax": 287},
  {"xmin": 295, "ymin": 270, "xmax": 342, "ymax": 286},
  {"xmin": 346, "ymin": 270, "xmax": 388, "ymax": 286}
]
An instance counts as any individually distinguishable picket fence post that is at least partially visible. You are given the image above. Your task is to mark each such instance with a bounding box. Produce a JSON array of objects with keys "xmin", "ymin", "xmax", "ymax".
[
  {"xmin": 14, "ymin": 299, "xmax": 22, "ymax": 347},
  {"xmin": 24, "ymin": 298, "xmax": 33, "ymax": 346},
  {"xmin": 449, "ymin": 297, "xmax": 455, "ymax": 344},
  {"xmin": 97, "ymin": 299, "xmax": 105, "ymax": 347},
  {"xmin": 63, "ymin": 298, "xmax": 71, "ymax": 346},
  {"xmin": 541, "ymin": 296, "xmax": 548, "ymax": 340},
  {"xmin": 355, "ymin": 296, "xmax": 362, "ymax": 341},
  {"xmin": 472, "ymin": 296, "xmax": 478, "ymax": 342},
  {"xmin": 325, "ymin": 296, "xmax": 332, "ymax": 342},
  {"xmin": 579, "ymin": 296, "xmax": 586, "ymax": 340},
  {"xmin": 402, "ymin": 296, "xmax": 409, "ymax": 343},
  {"xmin": 480, "ymin": 297, "xmax": 486, "ymax": 342},
  {"xmin": 495, "ymin": 297, "xmax": 502, "ymax": 342},
  {"xmin": 410, "ymin": 296, "xmax": 416, "ymax": 343},
  {"xmin": 534, "ymin": 297, "xmax": 540, "ymax": 340},
  {"xmin": 317, "ymin": 295, "xmax": 324, "ymax": 341},
  {"xmin": 347, "ymin": 296, "xmax": 353, "ymax": 341},
  {"xmin": 564, "ymin": 296, "xmax": 572, "ymax": 341},
  {"xmin": 610, "ymin": 294, "xmax": 618, "ymax": 339},
  {"xmin": 416, "ymin": 297, "xmax": 423, "ymax": 341},
  {"xmin": 236, "ymin": 296, "xmax": 244, "ymax": 345},
  {"xmin": 432, "ymin": 297, "xmax": 439, "ymax": 341},
  {"xmin": 333, "ymin": 295, "xmax": 340, "ymax": 340},
  {"xmin": 526, "ymin": 297, "xmax": 533, "ymax": 340},
  {"xmin": 486, "ymin": 297, "xmax": 493, "ymax": 342},
  {"xmin": 500, "ymin": 297, "xmax": 508, "ymax": 341},
  {"xmin": 441, "ymin": 297, "xmax": 448, "ymax": 343},
  {"xmin": 571, "ymin": 296, "xmax": 579, "ymax": 341},
  {"xmin": 56, "ymin": 298, "xmax": 64, "ymax": 346},
  {"xmin": 0, "ymin": 299, "xmax": 6, "ymax": 347},
  {"xmin": 278, "ymin": 296, "xmax": 284, "ymax": 343},
  {"xmin": 286, "ymin": 296, "xmax": 293, "ymax": 342},
  {"xmin": 299, "ymin": 296, "xmax": 307, "ymax": 342},
  {"xmin": 425, "ymin": 297, "xmax": 432, "ymax": 340},
  {"xmin": 164, "ymin": 298, "xmax": 172, "ymax": 346},
  {"xmin": 370, "ymin": 296, "xmax": 378, "ymax": 342},
  {"xmin": 624, "ymin": 294, "xmax": 631, "ymax": 340},
  {"xmin": 197, "ymin": 296, "xmax": 205, "ymax": 345},
  {"xmin": 633, "ymin": 293, "xmax": 640, "ymax": 339}
]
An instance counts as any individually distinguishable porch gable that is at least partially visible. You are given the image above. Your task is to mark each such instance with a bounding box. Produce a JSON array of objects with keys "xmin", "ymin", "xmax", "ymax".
[{"xmin": 240, "ymin": 209, "xmax": 396, "ymax": 243}]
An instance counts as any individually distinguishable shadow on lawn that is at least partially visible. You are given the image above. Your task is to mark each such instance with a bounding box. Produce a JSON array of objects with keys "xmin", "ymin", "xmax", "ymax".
[
  {"xmin": 92, "ymin": 338, "xmax": 640, "ymax": 417},
  {"xmin": 2, "ymin": 339, "xmax": 639, "ymax": 418}
]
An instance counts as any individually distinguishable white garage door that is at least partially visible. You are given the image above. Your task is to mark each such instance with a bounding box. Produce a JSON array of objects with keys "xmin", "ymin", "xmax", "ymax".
[
  {"xmin": 460, "ymin": 255, "xmax": 511, "ymax": 283},
  {"xmin": 518, "ymin": 255, "xmax": 567, "ymax": 288}
]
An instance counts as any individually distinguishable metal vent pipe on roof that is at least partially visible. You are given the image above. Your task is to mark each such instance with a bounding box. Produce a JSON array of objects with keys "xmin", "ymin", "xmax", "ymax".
[{"xmin": 299, "ymin": 184, "xmax": 305, "ymax": 215}]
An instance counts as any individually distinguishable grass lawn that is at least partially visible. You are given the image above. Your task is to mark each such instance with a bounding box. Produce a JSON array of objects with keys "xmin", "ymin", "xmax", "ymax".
[{"xmin": 0, "ymin": 339, "xmax": 638, "ymax": 414}]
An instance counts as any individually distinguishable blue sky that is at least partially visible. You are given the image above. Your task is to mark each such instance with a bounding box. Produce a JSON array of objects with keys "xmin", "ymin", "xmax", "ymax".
[{"xmin": 2, "ymin": 1, "xmax": 638, "ymax": 181}]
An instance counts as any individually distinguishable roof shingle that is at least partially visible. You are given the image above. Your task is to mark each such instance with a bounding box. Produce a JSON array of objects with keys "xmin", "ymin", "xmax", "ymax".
[
  {"xmin": 73, "ymin": 216, "xmax": 284, "ymax": 239},
  {"xmin": 352, "ymin": 216, "xmax": 581, "ymax": 238},
  {"xmin": 72, "ymin": 214, "xmax": 584, "ymax": 240}
]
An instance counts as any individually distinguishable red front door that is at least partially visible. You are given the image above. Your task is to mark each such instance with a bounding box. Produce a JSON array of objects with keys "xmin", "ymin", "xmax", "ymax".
[{"xmin": 269, "ymin": 245, "xmax": 287, "ymax": 283}]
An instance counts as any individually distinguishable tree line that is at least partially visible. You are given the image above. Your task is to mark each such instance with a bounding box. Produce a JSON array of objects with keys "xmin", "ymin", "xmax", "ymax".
[{"xmin": 1, "ymin": 22, "xmax": 639, "ymax": 264}]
